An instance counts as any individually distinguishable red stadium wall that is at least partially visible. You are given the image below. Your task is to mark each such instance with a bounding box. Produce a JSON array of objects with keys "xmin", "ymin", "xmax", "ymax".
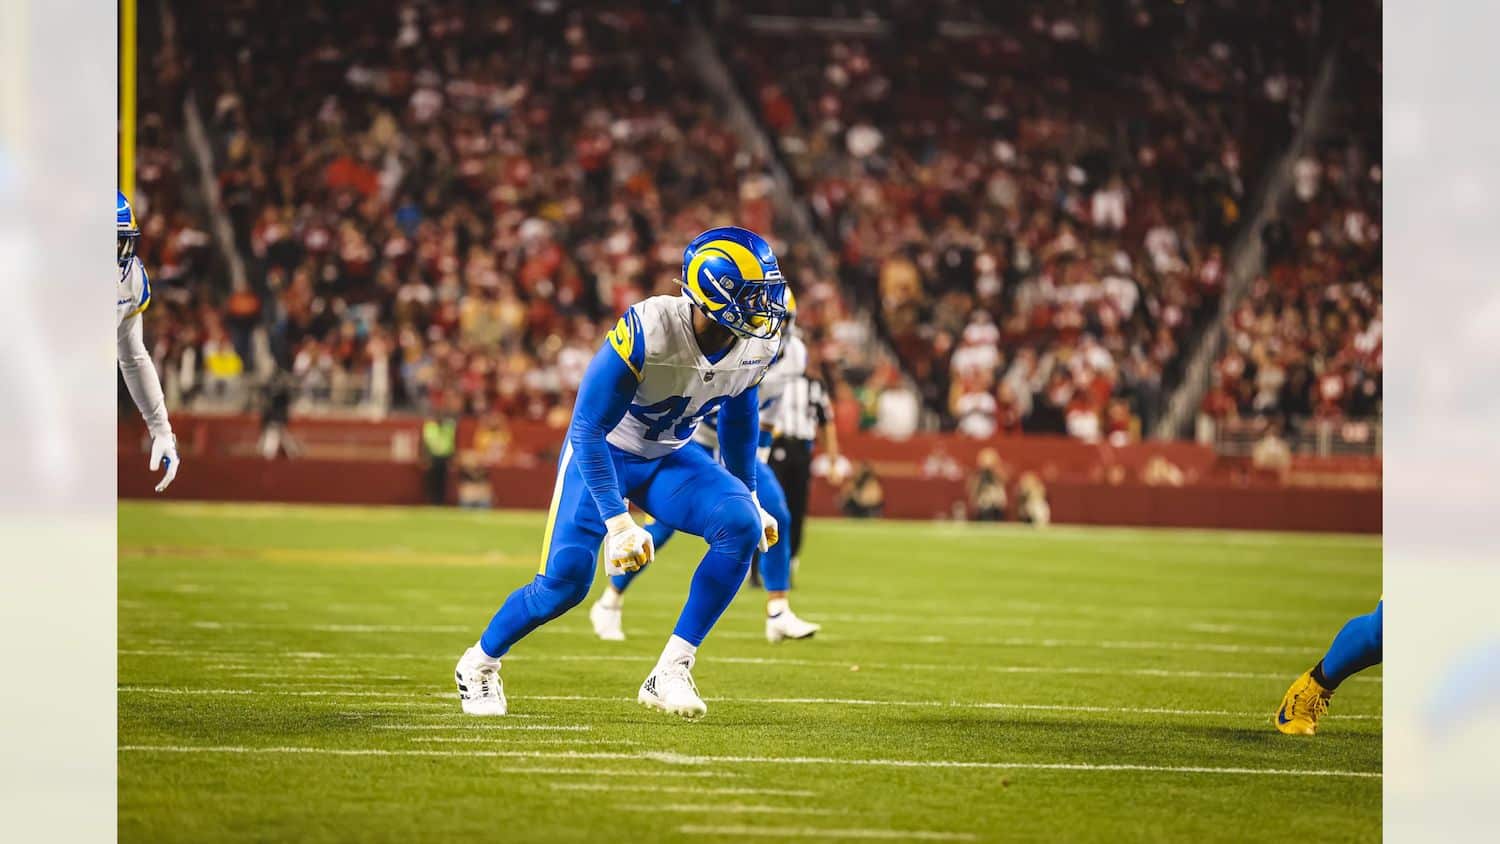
[{"xmin": 118, "ymin": 415, "xmax": 1380, "ymax": 534}]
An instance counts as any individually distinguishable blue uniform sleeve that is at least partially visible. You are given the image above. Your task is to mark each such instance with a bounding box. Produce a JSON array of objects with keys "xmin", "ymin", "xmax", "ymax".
[
  {"xmin": 568, "ymin": 344, "xmax": 638, "ymax": 520},
  {"xmin": 717, "ymin": 385, "xmax": 760, "ymax": 494}
]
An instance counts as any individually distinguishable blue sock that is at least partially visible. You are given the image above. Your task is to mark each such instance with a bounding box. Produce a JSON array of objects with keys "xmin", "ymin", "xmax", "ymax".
[
  {"xmin": 1316, "ymin": 600, "xmax": 1383, "ymax": 688},
  {"xmin": 671, "ymin": 498, "xmax": 758, "ymax": 645}
]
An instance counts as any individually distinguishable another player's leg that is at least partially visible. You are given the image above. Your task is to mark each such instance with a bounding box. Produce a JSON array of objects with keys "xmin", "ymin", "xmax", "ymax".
[
  {"xmin": 590, "ymin": 518, "xmax": 677, "ymax": 641},
  {"xmin": 756, "ymin": 461, "xmax": 819, "ymax": 642},
  {"xmin": 632, "ymin": 445, "xmax": 762, "ymax": 718},
  {"xmin": 456, "ymin": 445, "xmax": 605, "ymax": 715},
  {"xmin": 1276, "ymin": 600, "xmax": 1383, "ymax": 735}
]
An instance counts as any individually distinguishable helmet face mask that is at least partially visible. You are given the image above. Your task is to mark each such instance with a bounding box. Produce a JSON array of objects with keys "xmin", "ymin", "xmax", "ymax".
[
  {"xmin": 680, "ymin": 226, "xmax": 791, "ymax": 340},
  {"xmin": 117, "ymin": 190, "xmax": 140, "ymax": 268},
  {"xmin": 118, "ymin": 231, "xmax": 139, "ymax": 267}
]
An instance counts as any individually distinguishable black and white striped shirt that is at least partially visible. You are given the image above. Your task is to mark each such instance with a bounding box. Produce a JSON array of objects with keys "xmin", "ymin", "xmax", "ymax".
[{"xmin": 776, "ymin": 373, "xmax": 832, "ymax": 442}]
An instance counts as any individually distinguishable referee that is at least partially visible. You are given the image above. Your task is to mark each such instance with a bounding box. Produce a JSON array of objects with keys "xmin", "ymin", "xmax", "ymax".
[{"xmin": 767, "ymin": 347, "xmax": 844, "ymax": 572}]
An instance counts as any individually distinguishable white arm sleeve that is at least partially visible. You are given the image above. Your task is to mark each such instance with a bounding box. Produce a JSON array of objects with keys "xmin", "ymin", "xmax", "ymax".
[{"xmin": 117, "ymin": 312, "xmax": 173, "ymax": 438}]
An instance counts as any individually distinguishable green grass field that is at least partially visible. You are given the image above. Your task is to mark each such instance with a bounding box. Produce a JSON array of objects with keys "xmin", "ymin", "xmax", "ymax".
[{"xmin": 119, "ymin": 501, "xmax": 1382, "ymax": 842}]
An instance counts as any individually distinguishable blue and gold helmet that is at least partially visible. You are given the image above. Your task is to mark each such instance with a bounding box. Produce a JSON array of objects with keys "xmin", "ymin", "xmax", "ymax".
[
  {"xmin": 679, "ymin": 226, "xmax": 789, "ymax": 340},
  {"xmin": 118, "ymin": 190, "xmax": 140, "ymax": 268}
]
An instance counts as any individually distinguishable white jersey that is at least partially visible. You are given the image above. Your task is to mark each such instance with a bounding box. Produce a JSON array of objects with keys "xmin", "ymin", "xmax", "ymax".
[
  {"xmin": 605, "ymin": 295, "xmax": 781, "ymax": 459},
  {"xmin": 692, "ymin": 332, "xmax": 805, "ymax": 451},
  {"xmin": 117, "ymin": 257, "xmax": 151, "ymax": 326},
  {"xmin": 117, "ymin": 257, "xmax": 172, "ymax": 438}
]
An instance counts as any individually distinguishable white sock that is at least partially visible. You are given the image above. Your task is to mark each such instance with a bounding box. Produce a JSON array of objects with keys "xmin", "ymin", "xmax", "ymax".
[
  {"xmin": 599, "ymin": 587, "xmax": 624, "ymax": 610},
  {"xmin": 466, "ymin": 640, "xmax": 500, "ymax": 666},
  {"xmin": 766, "ymin": 597, "xmax": 789, "ymax": 618},
  {"xmin": 658, "ymin": 634, "xmax": 698, "ymax": 668}
]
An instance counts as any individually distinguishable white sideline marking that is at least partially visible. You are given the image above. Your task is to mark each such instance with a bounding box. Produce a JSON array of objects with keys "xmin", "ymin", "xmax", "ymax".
[
  {"xmin": 680, "ymin": 825, "xmax": 974, "ymax": 842},
  {"xmin": 115, "ymin": 745, "xmax": 1381, "ymax": 778},
  {"xmin": 373, "ymin": 724, "xmax": 591, "ymax": 732},
  {"xmin": 117, "ymin": 687, "xmax": 1381, "ymax": 720},
  {"xmin": 127, "ymin": 648, "xmax": 1380, "ymax": 685},
  {"xmin": 517, "ymin": 694, "xmax": 1382, "ymax": 721},
  {"xmin": 552, "ymin": 783, "xmax": 815, "ymax": 797},
  {"xmin": 409, "ymin": 737, "xmax": 632, "ymax": 746},
  {"xmin": 120, "ymin": 629, "xmax": 1342, "ymax": 658},
  {"xmin": 622, "ymin": 804, "xmax": 838, "ymax": 816}
]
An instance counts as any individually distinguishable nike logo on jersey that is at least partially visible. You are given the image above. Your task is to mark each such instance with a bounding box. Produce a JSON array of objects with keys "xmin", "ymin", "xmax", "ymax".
[{"xmin": 118, "ymin": 298, "xmax": 137, "ymax": 306}]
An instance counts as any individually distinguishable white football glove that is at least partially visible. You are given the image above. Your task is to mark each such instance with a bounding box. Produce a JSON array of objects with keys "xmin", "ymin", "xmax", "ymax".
[
  {"xmin": 603, "ymin": 513, "xmax": 655, "ymax": 575},
  {"xmin": 752, "ymin": 492, "xmax": 779, "ymax": 552},
  {"xmin": 150, "ymin": 433, "xmax": 180, "ymax": 493}
]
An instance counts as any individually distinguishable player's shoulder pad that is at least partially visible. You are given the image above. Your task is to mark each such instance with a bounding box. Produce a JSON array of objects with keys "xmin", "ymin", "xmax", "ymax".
[
  {"xmin": 606, "ymin": 304, "xmax": 649, "ymax": 381},
  {"xmin": 780, "ymin": 334, "xmax": 808, "ymax": 373}
]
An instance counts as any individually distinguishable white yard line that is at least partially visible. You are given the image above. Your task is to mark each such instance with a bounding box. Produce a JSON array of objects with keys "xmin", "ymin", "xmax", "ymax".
[
  {"xmin": 124, "ymin": 647, "xmax": 1379, "ymax": 685},
  {"xmin": 120, "ymin": 631, "xmax": 1349, "ymax": 659},
  {"xmin": 408, "ymin": 737, "xmax": 632, "ymax": 746},
  {"xmin": 116, "ymin": 745, "xmax": 1381, "ymax": 778},
  {"xmin": 373, "ymin": 724, "xmax": 591, "ymax": 732},
  {"xmin": 551, "ymin": 783, "xmax": 814, "ymax": 797},
  {"xmin": 679, "ymin": 825, "xmax": 975, "ymax": 842},
  {"xmin": 117, "ymin": 686, "xmax": 1381, "ymax": 720},
  {"xmin": 619, "ymin": 804, "xmax": 839, "ymax": 816}
]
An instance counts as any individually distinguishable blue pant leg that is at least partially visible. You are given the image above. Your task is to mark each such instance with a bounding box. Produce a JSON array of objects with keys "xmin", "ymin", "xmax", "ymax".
[
  {"xmin": 478, "ymin": 443, "xmax": 615, "ymax": 657},
  {"xmin": 754, "ymin": 460, "xmax": 793, "ymax": 592},
  {"xmin": 631, "ymin": 443, "xmax": 760, "ymax": 646},
  {"xmin": 1319, "ymin": 600, "xmax": 1384, "ymax": 688}
]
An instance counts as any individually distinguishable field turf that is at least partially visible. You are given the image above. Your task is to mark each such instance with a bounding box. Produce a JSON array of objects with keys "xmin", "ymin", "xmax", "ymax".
[{"xmin": 119, "ymin": 501, "xmax": 1381, "ymax": 842}]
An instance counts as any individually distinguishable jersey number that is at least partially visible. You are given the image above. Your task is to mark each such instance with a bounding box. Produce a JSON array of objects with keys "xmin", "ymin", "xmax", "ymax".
[{"xmin": 629, "ymin": 395, "xmax": 728, "ymax": 441}]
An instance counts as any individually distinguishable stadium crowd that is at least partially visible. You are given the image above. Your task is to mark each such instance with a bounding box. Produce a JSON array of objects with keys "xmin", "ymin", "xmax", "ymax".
[
  {"xmin": 1201, "ymin": 25, "xmax": 1382, "ymax": 438},
  {"xmin": 125, "ymin": 0, "xmax": 1378, "ymax": 457},
  {"xmin": 719, "ymin": 0, "xmax": 1327, "ymax": 443},
  {"xmin": 136, "ymin": 1, "xmax": 885, "ymax": 436}
]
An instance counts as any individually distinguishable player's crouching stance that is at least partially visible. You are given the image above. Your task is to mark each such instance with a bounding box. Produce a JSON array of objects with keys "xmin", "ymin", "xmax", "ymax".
[
  {"xmin": 117, "ymin": 191, "xmax": 179, "ymax": 492},
  {"xmin": 455, "ymin": 227, "xmax": 787, "ymax": 719}
]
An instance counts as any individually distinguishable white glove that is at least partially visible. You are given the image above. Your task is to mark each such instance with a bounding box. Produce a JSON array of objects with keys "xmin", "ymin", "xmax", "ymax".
[
  {"xmin": 752, "ymin": 492, "xmax": 779, "ymax": 552},
  {"xmin": 603, "ymin": 513, "xmax": 655, "ymax": 575},
  {"xmin": 150, "ymin": 433, "xmax": 180, "ymax": 493}
]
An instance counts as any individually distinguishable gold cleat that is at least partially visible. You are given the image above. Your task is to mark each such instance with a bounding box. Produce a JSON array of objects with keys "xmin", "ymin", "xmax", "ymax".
[{"xmin": 1275, "ymin": 669, "xmax": 1333, "ymax": 735}]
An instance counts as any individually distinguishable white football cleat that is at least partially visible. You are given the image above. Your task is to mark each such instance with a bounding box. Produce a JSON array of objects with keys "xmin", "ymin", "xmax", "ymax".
[
  {"xmin": 638, "ymin": 658, "xmax": 707, "ymax": 719},
  {"xmin": 589, "ymin": 599, "xmax": 626, "ymax": 641},
  {"xmin": 766, "ymin": 607, "xmax": 822, "ymax": 643},
  {"xmin": 454, "ymin": 646, "xmax": 507, "ymax": 716}
]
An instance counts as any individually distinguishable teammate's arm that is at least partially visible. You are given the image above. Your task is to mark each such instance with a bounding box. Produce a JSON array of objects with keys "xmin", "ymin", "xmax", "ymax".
[
  {"xmin": 720, "ymin": 385, "xmax": 779, "ymax": 550},
  {"xmin": 117, "ymin": 312, "xmax": 179, "ymax": 492}
]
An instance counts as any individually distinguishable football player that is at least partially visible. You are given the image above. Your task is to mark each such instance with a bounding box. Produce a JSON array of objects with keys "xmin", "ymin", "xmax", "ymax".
[
  {"xmin": 588, "ymin": 291, "xmax": 820, "ymax": 644},
  {"xmin": 1275, "ymin": 599, "xmax": 1383, "ymax": 735},
  {"xmin": 117, "ymin": 191, "xmax": 179, "ymax": 492},
  {"xmin": 454, "ymin": 226, "xmax": 788, "ymax": 719}
]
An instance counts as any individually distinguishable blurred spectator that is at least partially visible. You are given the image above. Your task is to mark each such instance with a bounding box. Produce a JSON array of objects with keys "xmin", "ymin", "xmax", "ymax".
[
  {"xmin": 841, "ymin": 462, "xmax": 885, "ymax": 519},
  {"xmin": 1252, "ymin": 421, "xmax": 1294, "ymax": 479},
  {"xmin": 1016, "ymin": 472, "xmax": 1051, "ymax": 527},
  {"xmin": 470, "ymin": 411, "xmax": 513, "ymax": 467},
  {"xmin": 256, "ymin": 371, "xmax": 301, "ymax": 459},
  {"xmin": 455, "ymin": 452, "xmax": 493, "ymax": 510},
  {"xmin": 422, "ymin": 398, "xmax": 459, "ymax": 506},
  {"xmin": 921, "ymin": 444, "xmax": 963, "ymax": 481},
  {"xmin": 969, "ymin": 448, "xmax": 1009, "ymax": 522},
  {"xmin": 1141, "ymin": 455, "xmax": 1187, "ymax": 487}
]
